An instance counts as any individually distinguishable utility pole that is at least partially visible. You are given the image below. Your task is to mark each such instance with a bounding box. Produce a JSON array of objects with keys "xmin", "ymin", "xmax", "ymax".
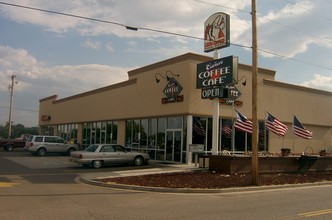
[
  {"xmin": 251, "ymin": 0, "xmax": 259, "ymax": 185},
  {"xmin": 8, "ymin": 74, "xmax": 18, "ymax": 138}
]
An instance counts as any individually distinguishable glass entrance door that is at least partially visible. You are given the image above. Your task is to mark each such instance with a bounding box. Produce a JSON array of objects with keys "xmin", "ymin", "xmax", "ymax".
[{"xmin": 166, "ymin": 130, "xmax": 182, "ymax": 162}]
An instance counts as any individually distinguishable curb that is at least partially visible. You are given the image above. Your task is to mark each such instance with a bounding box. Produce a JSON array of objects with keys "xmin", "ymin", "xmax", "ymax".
[{"xmin": 78, "ymin": 175, "xmax": 332, "ymax": 194}]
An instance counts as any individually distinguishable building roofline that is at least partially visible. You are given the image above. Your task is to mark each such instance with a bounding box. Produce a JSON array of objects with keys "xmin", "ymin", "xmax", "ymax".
[
  {"xmin": 39, "ymin": 95, "xmax": 58, "ymax": 103},
  {"xmin": 128, "ymin": 52, "xmax": 276, "ymax": 78},
  {"xmin": 128, "ymin": 52, "xmax": 213, "ymax": 77},
  {"xmin": 40, "ymin": 78, "xmax": 137, "ymax": 104},
  {"xmin": 263, "ymin": 78, "xmax": 332, "ymax": 96}
]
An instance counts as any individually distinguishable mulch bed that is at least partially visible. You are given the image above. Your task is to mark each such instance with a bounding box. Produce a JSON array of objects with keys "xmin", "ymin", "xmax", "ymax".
[{"xmin": 98, "ymin": 170, "xmax": 332, "ymax": 189}]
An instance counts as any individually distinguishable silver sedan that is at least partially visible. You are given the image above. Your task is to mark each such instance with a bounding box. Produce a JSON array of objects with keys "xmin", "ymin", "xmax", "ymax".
[{"xmin": 70, "ymin": 144, "xmax": 150, "ymax": 168}]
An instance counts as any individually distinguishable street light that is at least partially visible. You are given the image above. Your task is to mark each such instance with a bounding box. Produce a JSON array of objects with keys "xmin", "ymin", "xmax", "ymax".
[{"xmin": 8, "ymin": 74, "xmax": 18, "ymax": 138}]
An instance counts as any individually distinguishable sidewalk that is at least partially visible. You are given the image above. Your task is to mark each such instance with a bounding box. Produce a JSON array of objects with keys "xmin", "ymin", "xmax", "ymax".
[{"xmin": 80, "ymin": 161, "xmax": 203, "ymax": 180}]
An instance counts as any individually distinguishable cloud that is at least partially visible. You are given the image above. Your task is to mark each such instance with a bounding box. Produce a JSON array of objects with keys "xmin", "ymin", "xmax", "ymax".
[
  {"xmin": 300, "ymin": 74, "xmax": 332, "ymax": 92},
  {"xmin": 81, "ymin": 39, "xmax": 101, "ymax": 50},
  {"xmin": 0, "ymin": 45, "xmax": 130, "ymax": 126},
  {"xmin": 1, "ymin": 1, "xmax": 250, "ymax": 39},
  {"xmin": 255, "ymin": 1, "xmax": 332, "ymax": 58},
  {"xmin": 106, "ymin": 42, "xmax": 114, "ymax": 53}
]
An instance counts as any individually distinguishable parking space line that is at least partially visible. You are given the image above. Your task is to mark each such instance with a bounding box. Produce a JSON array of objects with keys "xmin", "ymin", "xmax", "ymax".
[
  {"xmin": 298, "ymin": 208, "xmax": 332, "ymax": 217},
  {"xmin": 0, "ymin": 182, "xmax": 19, "ymax": 187}
]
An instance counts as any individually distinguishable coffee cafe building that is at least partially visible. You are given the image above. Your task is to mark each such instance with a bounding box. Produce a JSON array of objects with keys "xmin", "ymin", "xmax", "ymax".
[{"xmin": 39, "ymin": 52, "xmax": 332, "ymax": 163}]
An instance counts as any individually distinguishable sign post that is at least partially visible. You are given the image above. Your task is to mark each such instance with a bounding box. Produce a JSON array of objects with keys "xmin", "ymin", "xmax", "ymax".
[{"xmin": 199, "ymin": 12, "xmax": 231, "ymax": 156}]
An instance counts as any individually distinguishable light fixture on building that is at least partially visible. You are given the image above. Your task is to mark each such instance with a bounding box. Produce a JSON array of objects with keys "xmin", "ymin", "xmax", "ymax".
[
  {"xmin": 155, "ymin": 73, "xmax": 167, "ymax": 83},
  {"xmin": 155, "ymin": 70, "xmax": 180, "ymax": 83},
  {"xmin": 165, "ymin": 70, "xmax": 180, "ymax": 81},
  {"xmin": 238, "ymin": 76, "xmax": 247, "ymax": 86}
]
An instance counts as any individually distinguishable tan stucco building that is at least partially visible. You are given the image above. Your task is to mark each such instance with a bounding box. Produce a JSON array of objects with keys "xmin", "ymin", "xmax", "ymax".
[{"xmin": 39, "ymin": 53, "xmax": 332, "ymax": 163}]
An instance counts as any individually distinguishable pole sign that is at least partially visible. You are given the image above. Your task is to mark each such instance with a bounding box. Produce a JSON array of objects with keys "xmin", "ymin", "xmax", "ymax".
[
  {"xmin": 201, "ymin": 86, "xmax": 228, "ymax": 99},
  {"xmin": 226, "ymin": 85, "xmax": 241, "ymax": 101},
  {"xmin": 204, "ymin": 12, "xmax": 230, "ymax": 53},
  {"xmin": 196, "ymin": 55, "xmax": 234, "ymax": 89}
]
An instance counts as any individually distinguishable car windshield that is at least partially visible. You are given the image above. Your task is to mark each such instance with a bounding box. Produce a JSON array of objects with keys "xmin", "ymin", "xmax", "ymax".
[{"xmin": 84, "ymin": 144, "xmax": 99, "ymax": 152}]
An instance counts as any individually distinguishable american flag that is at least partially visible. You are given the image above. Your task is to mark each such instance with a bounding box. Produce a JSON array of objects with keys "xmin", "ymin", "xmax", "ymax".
[
  {"xmin": 293, "ymin": 116, "xmax": 313, "ymax": 139},
  {"xmin": 234, "ymin": 109, "xmax": 252, "ymax": 133},
  {"xmin": 222, "ymin": 124, "xmax": 232, "ymax": 137},
  {"xmin": 193, "ymin": 118, "xmax": 206, "ymax": 136},
  {"xmin": 266, "ymin": 112, "xmax": 288, "ymax": 137}
]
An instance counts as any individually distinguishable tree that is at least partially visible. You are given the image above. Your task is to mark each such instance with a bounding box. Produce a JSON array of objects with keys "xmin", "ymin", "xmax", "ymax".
[{"xmin": 0, "ymin": 124, "xmax": 38, "ymax": 139}]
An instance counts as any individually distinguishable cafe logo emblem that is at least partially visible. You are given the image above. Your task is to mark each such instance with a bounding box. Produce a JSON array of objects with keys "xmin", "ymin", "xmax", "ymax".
[{"xmin": 162, "ymin": 78, "xmax": 183, "ymax": 104}]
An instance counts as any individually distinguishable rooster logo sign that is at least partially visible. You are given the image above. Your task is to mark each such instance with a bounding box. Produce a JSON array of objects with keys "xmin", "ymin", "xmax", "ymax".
[{"xmin": 204, "ymin": 12, "xmax": 230, "ymax": 52}]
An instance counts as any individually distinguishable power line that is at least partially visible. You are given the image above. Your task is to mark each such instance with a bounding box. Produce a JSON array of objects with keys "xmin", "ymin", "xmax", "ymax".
[
  {"xmin": 283, "ymin": 0, "xmax": 332, "ymax": 24},
  {"xmin": 194, "ymin": 0, "xmax": 332, "ymax": 47},
  {"xmin": 193, "ymin": 0, "xmax": 250, "ymax": 13},
  {"xmin": 1, "ymin": 1, "xmax": 332, "ymax": 72},
  {"xmin": 0, "ymin": 106, "xmax": 38, "ymax": 112},
  {"xmin": 257, "ymin": 48, "xmax": 332, "ymax": 71}
]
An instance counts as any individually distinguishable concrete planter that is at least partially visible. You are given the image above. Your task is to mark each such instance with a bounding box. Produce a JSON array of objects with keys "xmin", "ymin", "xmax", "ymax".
[{"xmin": 209, "ymin": 155, "xmax": 332, "ymax": 174}]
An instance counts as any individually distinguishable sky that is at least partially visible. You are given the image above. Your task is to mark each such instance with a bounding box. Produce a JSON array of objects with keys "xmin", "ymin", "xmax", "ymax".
[{"xmin": 0, "ymin": 0, "xmax": 332, "ymax": 127}]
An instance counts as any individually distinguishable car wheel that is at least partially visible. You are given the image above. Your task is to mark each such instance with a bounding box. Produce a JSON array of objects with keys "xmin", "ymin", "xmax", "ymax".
[
  {"xmin": 67, "ymin": 147, "xmax": 76, "ymax": 156},
  {"xmin": 5, "ymin": 144, "xmax": 14, "ymax": 152},
  {"xmin": 37, "ymin": 148, "xmax": 47, "ymax": 156},
  {"xmin": 92, "ymin": 160, "xmax": 103, "ymax": 168},
  {"xmin": 134, "ymin": 156, "xmax": 144, "ymax": 166}
]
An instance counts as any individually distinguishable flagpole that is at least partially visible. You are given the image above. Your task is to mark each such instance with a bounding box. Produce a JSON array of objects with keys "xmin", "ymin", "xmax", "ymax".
[
  {"xmin": 264, "ymin": 111, "xmax": 267, "ymax": 153},
  {"xmin": 245, "ymin": 133, "xmax": 248, "ymax": 154},
  {"xmin": 232, "ymin": 102, "xmax": 235, "ymax": 155}
]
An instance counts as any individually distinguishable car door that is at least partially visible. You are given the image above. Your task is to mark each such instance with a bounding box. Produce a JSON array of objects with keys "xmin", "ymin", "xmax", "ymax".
[
  {"xmin": 99, "ymin": 145, "xmax": 117, "ymax": 165},
  {"xmin": 43, "ymin": 136, "xmax": 58, "ymax": 153},
  {"xmin": 114, "ymin": 145, "xmax": 133, "ymax": 164},
  {"xmin": 54, "ymin": 136, "xmax": 67, "ymax": 153}
]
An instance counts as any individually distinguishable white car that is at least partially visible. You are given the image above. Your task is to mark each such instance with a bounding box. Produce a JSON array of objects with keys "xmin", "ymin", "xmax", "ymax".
[{"xmin": 70, "ymin": 144, "xmax": 150, "ymax": 168}]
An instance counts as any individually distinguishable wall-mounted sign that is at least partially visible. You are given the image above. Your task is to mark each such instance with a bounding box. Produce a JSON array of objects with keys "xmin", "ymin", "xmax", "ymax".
[
  {"xmin": 40, "ymin": 115, "xmax": 51, "ymax": 121},
  {"xmin": 162, "ymin": 77, "xmax": 183, "ymax": 104},
  {"xmin": 204, "ymin": 12, "xmax": 230, "ymax": 53},
  {"xmin": 219, "ymin": 99, "xmax": 243, "ymax": 107},
  {"xmin": 196, "ymin": 56, "xmax": 235, "ymax": 89}
]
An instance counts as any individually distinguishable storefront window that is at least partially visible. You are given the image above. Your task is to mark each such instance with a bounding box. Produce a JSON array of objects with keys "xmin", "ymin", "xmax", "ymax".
[
  {"xmin": 40, "ymin": 126, "xmax": 54, "ymax": 135},
  {"xmin": 125, "ymin": 120, "xmax": 133, "ymax": 148},
  {"xmin": 124, "ymin": 116, "xmax": 186, "ymax": 162},
  {"xmin": 148, "ymin": 118, "xmax": 158, "ymax": 159},
  {"xmin": 157, "ymin": 118, "xmax": 166, "ymax": 150},
  {"xmin": 140, "ymin": 119, "xmax": 148, "ymax": 149},
  {"xmin": 221, "ymin": 119, "xmax": 232, "ymax": 151},
  {"xmin": 57, "ymin": 124, "xmax": 78, "ymax": 143},
  {"xmin": 82, "ymin": 121, "xmax": 117, "ymax": 148},
  {"xmin": 167, "ymin": 116, "xmax": 183, "ymax": 129},
  {"xmin": 83, "ymin": 123, "xmax": 91, "ymax": 149},
  {"xmin": 132, "ymin": 119, "xmax": 140, "ymax": 149},
  {"xmin": 107, "ymin": 121, "xmax": 117, "ymax": 144},
  {"xmin": 192, "ymin": 117, "xmax": 207, "ymax": 147}
]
